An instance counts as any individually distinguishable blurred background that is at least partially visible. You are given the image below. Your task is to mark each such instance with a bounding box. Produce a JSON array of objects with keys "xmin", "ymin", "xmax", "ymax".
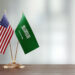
[{"xmin": 0, "ymin": 0, "xmax": 75, "ymax": 64}]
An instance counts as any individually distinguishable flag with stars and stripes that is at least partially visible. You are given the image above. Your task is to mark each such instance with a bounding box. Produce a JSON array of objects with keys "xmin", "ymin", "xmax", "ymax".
[{"xmin": 0, "ymin": 14, "xmax": 14, "ymax": 54}]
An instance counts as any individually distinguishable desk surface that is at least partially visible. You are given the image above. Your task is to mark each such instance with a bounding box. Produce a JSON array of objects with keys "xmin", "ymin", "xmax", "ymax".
[{"xmin": 0, "ymin": 65, "xmax": 75, "ymax": 75}]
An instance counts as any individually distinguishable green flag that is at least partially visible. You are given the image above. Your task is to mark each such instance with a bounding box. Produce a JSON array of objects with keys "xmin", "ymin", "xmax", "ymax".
[{"xmin": 15, "ymin": 13, "xmax": 39, "ymax": 54}]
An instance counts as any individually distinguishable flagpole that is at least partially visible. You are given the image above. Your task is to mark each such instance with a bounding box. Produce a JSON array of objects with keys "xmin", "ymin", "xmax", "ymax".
[
  {"xmin": 14, "ymin": 41, "xmax": 19, "ymax": 62},
  {"xmin": 4, "ymin": 9, "xmax": 6, "ymax": 15},
  {"xmin": 9, "ymin": 42, "xmax": 13, "ymax": 62}
]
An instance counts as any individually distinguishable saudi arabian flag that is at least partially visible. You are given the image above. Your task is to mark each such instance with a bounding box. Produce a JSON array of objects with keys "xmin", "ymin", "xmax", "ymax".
[{"xmin": 15, "ymin": 13, "xmax": 39, "ymax": 54}]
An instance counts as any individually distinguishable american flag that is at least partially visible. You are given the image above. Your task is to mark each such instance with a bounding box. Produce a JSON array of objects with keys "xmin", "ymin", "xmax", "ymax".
[{"xmin": 0, "ymin": 14, "xmax": 14, "ymax": 54}]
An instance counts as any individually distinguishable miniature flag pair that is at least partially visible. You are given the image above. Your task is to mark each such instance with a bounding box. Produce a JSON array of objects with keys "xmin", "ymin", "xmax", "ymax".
[{"xmin": 0, "ymin": 14, "xmax": 39, "ymax": 54}]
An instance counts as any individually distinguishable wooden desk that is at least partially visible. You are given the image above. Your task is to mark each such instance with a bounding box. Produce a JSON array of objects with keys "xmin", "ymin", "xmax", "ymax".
[{"xmin": 0, "ymin": 65, "xmax": 75, "ymax": 75}]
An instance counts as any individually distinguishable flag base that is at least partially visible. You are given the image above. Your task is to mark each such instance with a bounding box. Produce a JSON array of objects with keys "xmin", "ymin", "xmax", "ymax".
[
  {"xmin": 3, "ymin": 61, "xmax": 25, "ymax": 69},
  {"xmin": 3, "ymin": 42, "xmax": 25, "ymax": 69}
]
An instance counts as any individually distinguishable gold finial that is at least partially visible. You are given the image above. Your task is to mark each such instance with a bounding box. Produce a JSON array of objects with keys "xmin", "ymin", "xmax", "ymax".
[{"xmin": 4, "ymin": 9, "xmax": 7, "ymax": 15}]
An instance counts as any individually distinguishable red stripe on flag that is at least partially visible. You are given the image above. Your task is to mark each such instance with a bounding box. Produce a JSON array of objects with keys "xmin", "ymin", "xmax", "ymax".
[
  {"xmin": 1, "ymin": 26, "xmax": 12, "ymax": 53},
  {"xmin": 0, "ymin": 26, "xmax": 3, "ymax": 37},
  {"xmin": 0, "ymin": 26, "xmax": 10, "ymax": 47},
  {"xmin": 0, "ymin": 28, "xmax": 7, "ymax": 42},
  {"xmin": 0, "ymin": 25, "xmax": 14, "ymax": 54},
  {"xmin": 0, "ymin": 27, "xmax": 4, "ymax": 36},
  {"xmin": 0, "ymin": 26, "xmax": 2, "ymax": 30},
  {"xmin": 3, "ymin": 30, "xmax": 14, "ymax": 54}
]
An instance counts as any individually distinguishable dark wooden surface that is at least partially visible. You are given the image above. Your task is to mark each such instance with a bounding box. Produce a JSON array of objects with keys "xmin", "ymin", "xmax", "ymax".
[{"xmin": 0, "ymin": 65, "xmax": 75, "ymax": 75}]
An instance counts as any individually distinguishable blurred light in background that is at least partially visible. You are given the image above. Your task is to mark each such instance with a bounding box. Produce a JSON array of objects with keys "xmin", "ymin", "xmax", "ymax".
[{"xmin": 0, "ymin": 0, "xmax": 75, "ymax": 64}]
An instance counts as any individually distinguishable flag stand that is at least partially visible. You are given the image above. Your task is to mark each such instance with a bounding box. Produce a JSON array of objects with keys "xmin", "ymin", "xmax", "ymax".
[{"xmin": 3, "ymin": 42, "xmax": 25, "ymax": 69}]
